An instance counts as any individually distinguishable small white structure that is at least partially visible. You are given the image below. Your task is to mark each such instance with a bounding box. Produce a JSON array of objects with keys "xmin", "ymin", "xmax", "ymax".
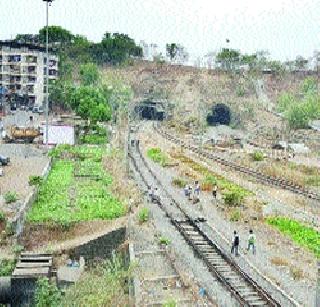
[{"xmin": 42, "ymin": 124, "xmax": 75, "ymax": 145}]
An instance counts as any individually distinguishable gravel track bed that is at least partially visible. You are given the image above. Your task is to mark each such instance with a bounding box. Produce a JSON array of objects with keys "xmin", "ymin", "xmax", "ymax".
[
  {"xmin": 130, "ymin": 150, "xmax": 238, "ymax": 306},
  {"xmin": 139, "ymin": 133, "xmax": 317, "ymax": 307}
]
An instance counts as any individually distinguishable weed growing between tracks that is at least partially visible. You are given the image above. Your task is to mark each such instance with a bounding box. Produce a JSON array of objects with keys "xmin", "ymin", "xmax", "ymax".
[
  {"xmin": 266, "ymin": 217, "xmax": 320, "ymax": 258},
  {"xmin": 147, "ymin": 147, "xmax": 171, "ymax": 167},
  {"xmin": 171, "ymin": 152, "xmax": 251, "ymax": 199}
]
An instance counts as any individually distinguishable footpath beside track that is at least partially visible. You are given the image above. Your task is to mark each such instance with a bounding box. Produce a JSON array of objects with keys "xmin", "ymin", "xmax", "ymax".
[
  {"xmin": 154, "ymin": 124, "xmax": 320, "ymax": 202},
  {"xmin": 129, "ymin": 139, "xmax": 285, "ymax": 307}
]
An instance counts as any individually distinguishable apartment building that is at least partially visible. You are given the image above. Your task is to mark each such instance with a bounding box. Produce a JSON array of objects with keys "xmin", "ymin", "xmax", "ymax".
[{"xmin": 0, "ymin": 40, "xmax": 58, "ymax": 108}]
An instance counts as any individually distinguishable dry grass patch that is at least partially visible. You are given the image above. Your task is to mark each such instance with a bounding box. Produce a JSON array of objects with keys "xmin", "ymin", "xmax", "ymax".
[
  {"xmin": 289, "ymin": 266, "xmax": 304, "ymax": 280},
  {"xmin": 270, "ymin": 257, "xmax": 289, "ymax": 267}
]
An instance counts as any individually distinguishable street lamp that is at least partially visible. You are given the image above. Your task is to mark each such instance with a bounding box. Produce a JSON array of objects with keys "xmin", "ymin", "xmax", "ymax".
[{"xmin": 43, "ymin": 0, "xmax": 54, "ymax": 148}]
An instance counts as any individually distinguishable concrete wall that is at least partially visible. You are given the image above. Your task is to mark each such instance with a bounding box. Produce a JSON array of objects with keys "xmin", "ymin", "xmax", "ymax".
[
  {"xmin": 71, "ymin": 227, "xmax": 127, "ymax": 264},
  {"xmin": 9, "ymin": 157, "xmax": 52, "ymax": 238}
]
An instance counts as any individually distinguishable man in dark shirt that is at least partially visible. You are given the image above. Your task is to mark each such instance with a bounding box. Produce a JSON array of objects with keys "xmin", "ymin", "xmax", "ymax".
[{"xmin": 231, "ymin": 231, "xmax": 240, "ymax": 256}]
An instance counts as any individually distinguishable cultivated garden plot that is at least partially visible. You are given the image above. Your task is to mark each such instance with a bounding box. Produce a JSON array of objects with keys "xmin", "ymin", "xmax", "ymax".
[{"xmin": 27, "ymin": 145, "xmax": 126, "ymax": 226}]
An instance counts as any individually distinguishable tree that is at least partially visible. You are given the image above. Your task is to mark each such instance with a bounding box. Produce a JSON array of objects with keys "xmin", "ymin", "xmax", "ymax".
[
  {"xmin": 295, "ymin": 56, "xmax": 308, "ymax": 70},
  {"xmin": 38, "ymin": 26, "xmax": 74, "ymax": 45},
  {"xmin": 166, "ymin": 43, "xmax": 178, "ymax": 61},
  {"xmin": 216, "ymin": 48, "xmax": 240, "ymax": 70},
  {"xmin": 79, "ymin": 63, "xmax": 100, "ymax": 86},
  {"xmin": 93, "ymin": 32, "xmax": 142, "ymax": 64},
  {"xmin": 14, "ymin": 34, "xmax": 39, "ymax": 44},
  {"xmin": 70, "ymin": 86, "xmax": 111, "ymax": 124}
]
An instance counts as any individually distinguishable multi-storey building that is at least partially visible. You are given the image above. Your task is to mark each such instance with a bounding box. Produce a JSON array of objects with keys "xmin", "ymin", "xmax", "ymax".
[{"xmin": 0, "ymin": 40, "xmax": 58, "ymax": 108}]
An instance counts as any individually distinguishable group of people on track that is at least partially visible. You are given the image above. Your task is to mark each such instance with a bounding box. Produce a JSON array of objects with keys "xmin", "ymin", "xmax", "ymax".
[
  {"xmin": 231, "ymin": 229, "xmax": 256, "ymax": 256},
  {"xmin": 147, "ymin": 182, "xmax": 257, "ymax": 256}
]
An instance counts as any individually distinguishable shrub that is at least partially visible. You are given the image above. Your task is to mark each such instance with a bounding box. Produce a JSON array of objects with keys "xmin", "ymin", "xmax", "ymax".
[
  {"xmin": 159, "ymin": 236, "xmax": 171, "ymax": 245},
  {"xmin": 13, "ymin": 244, "xmax": 24, "ymax": 255},
  {"xmin": 4, "ymin": 191, "xmax": 17, "ymax": 204},
  {"xmin": 252, "ymin": 151, "xmax": 264, "ymax": 161},
  {"xmin": 163, "ymin": 299, "xmax": 177, "ymax": 307},
  {"xmin": 223, "ymin": 191, "xmax": 244, "ymax": 206},
  {"xmin": 171, "ymin": 178, "xmax": 187, "ymax": 188},
  {"xmin": 147, "ymin": 148, "xmax": 169, "ymax": 166},
  {"xmin": 230, "ymin": 209, "xmax": 241, "ymax": 222},
  {"xmin": 0, "ymin": 259, "xmax": 16, "ymax": 276},
  {"xmin": 61, "ymin": 254, "xmax": 133, "ymax": 306},
  {"xmin": 5, "ymin": 222, "xmax": 14, "ymax": 236},
  {"xmin": 29, "ymin": 175, "xmax": 43, "ymax": 186},
  {"xmin": 138, "ymin": 208, "xmax": 149, "ymax": 224},
  {"xmin": 236, "ymin": 85, "xmax": 245, "ymax": 97},
  {"xmin": 0, "ymin": 211, "xmax": 5, "ymax": 222},
  {"xmin": 34, "ymin": 277, "xmax": 62, "ymax": 307},
  {"xmin": 276, "ymin": 92, "xmax": 295, "ymax": 113}
]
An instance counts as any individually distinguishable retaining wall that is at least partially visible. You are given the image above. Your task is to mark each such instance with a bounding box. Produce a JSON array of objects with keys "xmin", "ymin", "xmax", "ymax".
[
  {"xmin": 71, "ymin": 227, "xmax": 127, "ymax": 264},
  {"xmin": 10, "ymin": 157, "xmax": 52, "ymax": 238}
]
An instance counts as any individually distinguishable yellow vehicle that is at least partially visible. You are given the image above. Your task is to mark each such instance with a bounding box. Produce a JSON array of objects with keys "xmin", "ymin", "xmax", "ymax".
[{"xmin": 5, "ymin": 125, "xmax": 40, "ymax": 143}]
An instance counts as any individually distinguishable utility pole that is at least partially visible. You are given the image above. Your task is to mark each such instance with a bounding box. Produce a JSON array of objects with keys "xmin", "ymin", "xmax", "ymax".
[{"xmin": 43, "ymin": 0, "xmax": 54, "ymax": 148}]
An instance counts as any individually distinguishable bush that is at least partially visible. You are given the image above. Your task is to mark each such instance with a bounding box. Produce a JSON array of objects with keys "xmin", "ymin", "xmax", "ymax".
[
  {"xmin": 138, "ymin": 208, "xmax": 149, "ymax": 224},
  {"xmin": 223, "ymin": 191, "xmax": 244, "ymax": 206},
  {"xmin": 163, "ymin": 299, "xmax": 177, "ymax": 307},
  {"xmin": 29, "ymin": 175, "xmax": 43, "ymax": 186},
  {"xmin": 300, "ymin": 77, "xmax": 317, "ymax": 95},
  {"xmin": 5, "ymin": 222, "xmax": 14, "ymax": 236},
  {"xmin": 230, "ymin": 209, "xmax": 241, "ymax": 222},
  {"xmin": 171, "ymin": 178, "xmax": 187, "ymax": 188},
  {"xmin": 61, "ymin": 254, "xmax": 133, "ymax": 306},
  {"xmin": 34, "ymin": 277, "xmax": 62, "ymax": 307},
  {"xmin": 147, "ymin": 148, "xmax": 169, "ymax": 166},
  {"xmin": 236, "ymin": 85, "xmax": 245, "ymax": 97},
  {"xmin": 276, "ymin": 92, "xmax": 295, "ymax": 113},
  {"xmin": 0, "ymin": 259, "xmax": 16, "ymax": 276},
  {"xmin": 252, "ymin": 151, "xmax": 264, "ymax": 161},
  {"xmin": 4, "ymin": 191, "xmax": 17, "ymax": 204},
  {"xmin": 159, "ymin": 236, "xmax": 171, "ymax": 245},
  {"xmin": 0, "ymin": 211, "xmax": 5, "ymax": 222}
]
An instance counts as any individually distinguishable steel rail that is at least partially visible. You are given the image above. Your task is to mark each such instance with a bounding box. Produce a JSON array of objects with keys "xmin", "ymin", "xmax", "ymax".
[
  {"xmin": 129, "ymin": 140, "xmax": 281, "ymax": 307},
  {"xmin": 154, "ymin": 124, "xmax": 320, "ymax": 202}
]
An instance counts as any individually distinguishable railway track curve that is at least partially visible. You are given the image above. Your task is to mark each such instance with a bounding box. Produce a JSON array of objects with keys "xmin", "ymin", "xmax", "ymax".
[
  {"xmin": 129, "ymin": 139, "xmax": 282, "ymax": 307},
  {"xmin": 154, "ymin": 124, "xmax": 320, "ymax": 202}
]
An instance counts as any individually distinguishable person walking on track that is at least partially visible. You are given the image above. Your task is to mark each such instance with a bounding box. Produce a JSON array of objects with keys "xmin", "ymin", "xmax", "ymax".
[
  {"xmin": 231, "ymin": 231, "xmax": 240, "ymax": 256},
  {"xmin": 247, "ymin": 229, "xmax": 256, "ymax": 254}
]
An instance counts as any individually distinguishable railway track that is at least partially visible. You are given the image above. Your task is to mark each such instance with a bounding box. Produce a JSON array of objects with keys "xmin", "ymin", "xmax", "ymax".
[
  {"xmin": 129, "ymin": 139, "xmax": 281, "ymax": 306},
  {"xmin": 154, "ymin": 124, "xmax": 320, "ymax": 202}
]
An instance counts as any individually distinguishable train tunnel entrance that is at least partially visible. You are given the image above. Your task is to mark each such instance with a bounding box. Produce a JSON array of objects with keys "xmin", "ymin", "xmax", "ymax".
[
  {"xmin": 206, "ymin": 103, "xmax": 231, "ymax": 126},
  {"xmin": 134, "ymin": 99, "xmax": 166, "ymax": 121}
]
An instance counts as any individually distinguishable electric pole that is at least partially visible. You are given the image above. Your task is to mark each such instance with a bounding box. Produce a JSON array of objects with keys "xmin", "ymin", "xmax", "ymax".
[{"xmin": 43, "ymin": 0, "xmax": 54, "ymax": 148}]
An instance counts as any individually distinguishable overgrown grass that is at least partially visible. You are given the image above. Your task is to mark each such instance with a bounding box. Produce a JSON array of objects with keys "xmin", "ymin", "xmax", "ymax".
[
  {"xmin": 138, "ymin": 207, "xmax": 149, "ymax": 223},
  {"xmin": 171, "ymin": 178, "xmax": 187, "ymax": 188},
  {"xmin": 147, "ymin": 147, "xmax": 170, "ymax": 167},
  {"xmin": 174, "ymin": 155, "xmax": 251, "ymax": 198},
  {"xmin": 61, "ymin": 254, "xmax": 133, "ymax": 306},
  {"xmin": 266, "ymin": 217, "xmax": 320, "ymax": 258}
]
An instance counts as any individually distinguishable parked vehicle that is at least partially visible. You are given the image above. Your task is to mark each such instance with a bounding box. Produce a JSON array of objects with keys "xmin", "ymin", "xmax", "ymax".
[
  {"xmin": 0, "ymin": 154, "xmax": 10, "ymax": 166},
  {"xmin": 38, "ymin": 106, "xmax": 44, "ymax": 114},
  {"xmin": 4, "ymin": 125, "xmax": 40, "ymax": 143}
]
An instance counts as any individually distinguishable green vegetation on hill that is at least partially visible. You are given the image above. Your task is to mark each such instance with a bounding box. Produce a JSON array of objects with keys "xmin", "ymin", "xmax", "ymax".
[
  {"xmin": 266, "ymin": 217, "xmax": 320, "ymax": 258},
  {"xmin": 276, "ymin": 77, "xmax": 320, "ymax": 129}
]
